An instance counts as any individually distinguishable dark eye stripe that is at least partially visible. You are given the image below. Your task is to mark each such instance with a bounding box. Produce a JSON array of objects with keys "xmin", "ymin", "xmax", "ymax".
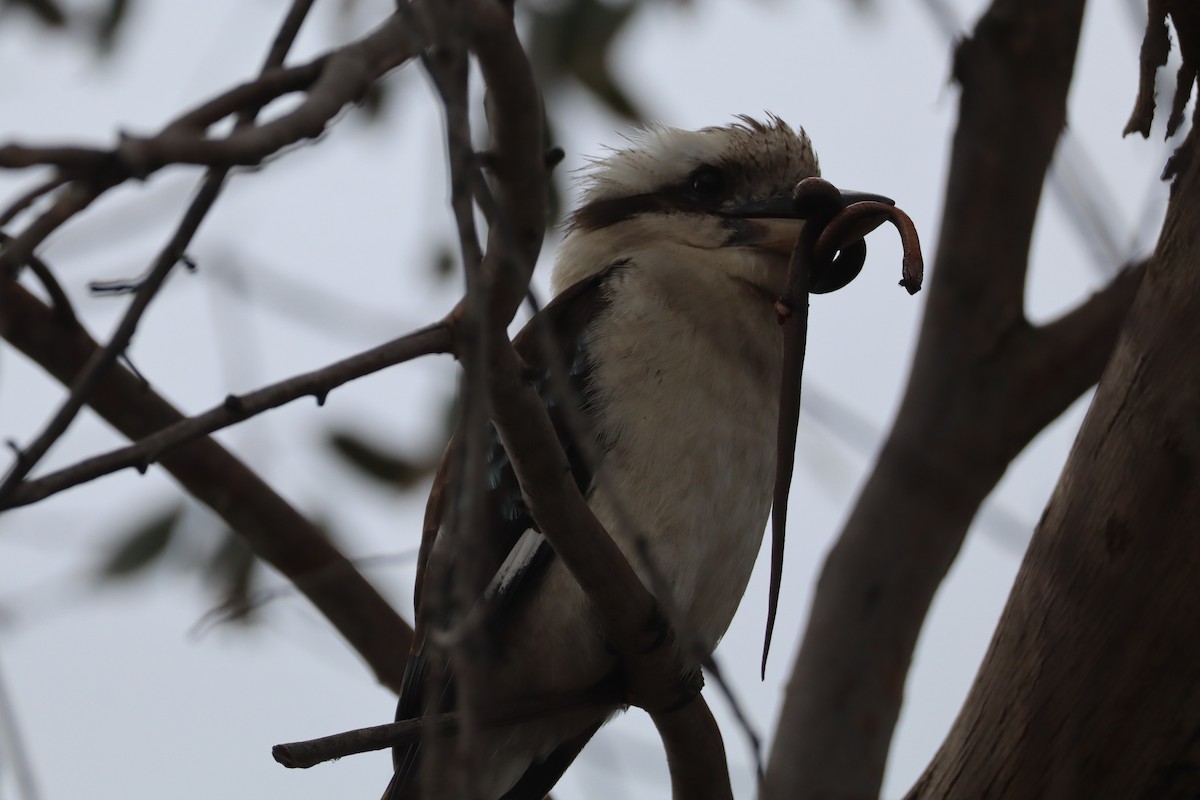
[
  {"xmin": 568, "ymin": 193, "xmax": 676, "ymax": 231},
  {"xmin": 568, "ymin": 173, "xmax": 733, "ymax": 232}
]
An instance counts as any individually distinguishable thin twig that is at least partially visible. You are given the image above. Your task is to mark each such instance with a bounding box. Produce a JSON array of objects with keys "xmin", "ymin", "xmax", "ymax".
[
  {"xmin": 0, "ymin": 232, "xmax": 76, "ymax": 325},
  {"xmin": 469, "ymin": 0, "xmax": 548, "ymax": 323},
  {"xmin": 2, "ymin": 278, "xmax": 413, "ymax": 693},
  {"xmin": 0, "ymin": 176, "xmax": 212, "ymax": 501},
  {"xmin": 0, "ymin": 172, "xmax": 67, "ymax": 228},
  {"xmin": 0, "ymin": 181, "xmax": 110, "ymax": 285},
  {"xmin": 275, "ymin": 683, "xmax": 622, "ymax": 769},
  {"xmin": 0, "ymin": 1, "xmax": 417, "ymax": 692},
  {"xmin": 416, "ymin": 1, "xmax": 492, "ymax": 790},
  {"xmin": 3, "ymin": 322, "xmax": 453, "ymax": 509},
  {"xmin": 519, "ymin": 282, "xmax": 741, "ymax": 789},
  {"xmin": 166, "ymin": 60, "xmax": 326, "ymax": 133},
  {"xmin": 0, "ymin": 0, "xmax": 328, "ymax": 504},
  {"xmin": 0, "ymin": 18, "xmax": 414, "ymax": 177},
  {"xmin": 0, "ymin": 9, "xmax": 422, "ymax": 290}
]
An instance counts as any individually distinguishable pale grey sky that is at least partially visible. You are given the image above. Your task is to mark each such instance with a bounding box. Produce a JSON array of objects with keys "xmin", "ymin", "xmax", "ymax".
[{"xmin": 0, "ymin": 1, "xmax": 1171, "ymax": 797}]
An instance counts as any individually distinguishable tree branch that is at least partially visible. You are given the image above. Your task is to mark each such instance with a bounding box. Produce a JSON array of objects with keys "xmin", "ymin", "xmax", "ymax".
[
  {"xmin": 2, "ymin": 321, "xmax": 453, "ymax": 509},
  {"xmin": 468, "ymin": 0, "xmax": 688, "ymax": 710},
  {"xmin": 909, "ymin": 51, "xmax": 1200, "ymax": 796},
  {"xmin": 0, "ymin": 17, "xmax": 417, "ymax": 178},
  {"xmin": 470, "ymin": 0, "xmax": 549, "ymax": 322},
  {"xmin": 0, "ymin": 172, "xmax": 68, "ymax": 228},
  {"xmin": 0, "ymin": 63, "xmax": 324, "ymax": 172},
  {"xmin": 461, "ymin": 1, "xmax": 731, "ymax": 791},
  {"xmin": 409, "ymin": 2, "xmax": 493, "ymax": 787},
  {"xmin": 0, "ymin": 172, "xmax": 224, "ymax": 502},
  {"xmin": 1, "ymin": 252, "xmax": 412, "ymax": 695},
  {"xmin": 0, "ymin": 180, "xmax": 109, "ymax": 285},
  {"xmin": 1011, "ymin": 259, "xmax": 1147, "ymax": 446},
  {"xmin": 484, "ymin": 330, "xmax": 730, "ymax": 791},
  {"xmin": 0, "ymin": 9, "xmax": 424, "ymax": 289},
  {"xmin": 275, "ymin": 682, "xmax": 621, "ymax": 769},
  {"xmin": 0, "ymin": 231, "xmax": 75, "ymax": 326},
  {"xmin": 653, "ymin": 700, "xmax": 736, "ymax": 800},
  {"xmin": 0, "ymin": 0, "xmax": 414, "ymax": 505},
  {"xmin": 763, "ymin": 1, "xmax": 1110, "ymax": 797}
]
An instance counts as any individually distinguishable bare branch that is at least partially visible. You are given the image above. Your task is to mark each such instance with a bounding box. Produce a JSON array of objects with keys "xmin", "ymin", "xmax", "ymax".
[
  {"xmin": 484, "ymin": 337, "xmax": 684, "ymax": 701},
  {"xmin": 910, "ymin": 82, "xmax": 1200, "ymax": 800},
  {"xmin": 0, "ymin": 231, "xmax": 75, "ymax": 325},
  {"xmin": 0, "ymin": 18, "xmax": 418, "ymax": 178},
  {"xmin": 278, "ymin": 716, "xmax": 451, "ymax": 769},
  {"xmin": 275, "ymin": 682, "xmax": 621, "ymax": 769},
  {"xmin": 164, "ymin": 60, "xmax": 326, "ymax": 133},
  {"xmin": 653, "ymin": 700, "xmax": 735, "ymax": 800},
  {"xmin": 470, "ymin": 0, "xmax": 549, "ymax": 323},
  {"xmin": 0, "ymin": 182, "xmax": 204, "ymax": 501},
  {"xmin": 480, "ymin": 328, "xmax": 732, "ymax": 791},
  {"xmin": 0, "ymin": 10, "xmax": 424, "ymax": 291},
  {"xmin": 0, "ymin": 172, "xmax": 67, "ymax": 228},
  {"xmin": 0, "ymin": 181, "xmax": 108, "ymax": 285},
  {"xmin": 259, "ymin": 0, "xmax": 319, "ymax": 73},
  {"xmin": 0, "ymin": 0, "xmax": 340, "ymax": 504},
  {"xmin": 0, "ymin": 281, "xmax": 413, "ymax": 690},
  {"xmin": 763, "ymin": 1, "xmax": 1108, "ymax": 797},
  {"xmin": 3, "ymin": 321, "xmax": 453, "ymax": 509},
  {"xmin": 407, "ymin": 3, "xmax": 493, "ymax": 787},
  {"xmin": 0, "ymin": 4, "xmax": 432, "ymax": 693},
  {"xmin": 1011, "ymin": 260, "xmax": 1147, "ymax": 444},
  {"xmin": 458, "ymin": 3, "xmax": 732, "ymax": 791},
  {"xmin": 1124, "ymin": 0, "xmax": 1171, "ymax": 138}
]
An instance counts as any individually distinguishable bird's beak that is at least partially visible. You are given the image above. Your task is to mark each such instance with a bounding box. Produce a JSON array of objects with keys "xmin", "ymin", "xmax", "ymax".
[{"xmin": 723, "ymin": 189, "xmax": 894, "ymax": 258}]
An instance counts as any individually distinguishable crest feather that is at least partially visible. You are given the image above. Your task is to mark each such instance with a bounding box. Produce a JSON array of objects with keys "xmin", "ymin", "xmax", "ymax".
[{"xmin": 573, "ymin": 115, "xmax": 818, "ymax": 204}]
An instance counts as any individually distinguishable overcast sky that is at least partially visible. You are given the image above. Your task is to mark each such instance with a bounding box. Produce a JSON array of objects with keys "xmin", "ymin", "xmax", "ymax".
[{"xmin": 0, "ymin": 0, "xmax": 1174, "ymax": 797}]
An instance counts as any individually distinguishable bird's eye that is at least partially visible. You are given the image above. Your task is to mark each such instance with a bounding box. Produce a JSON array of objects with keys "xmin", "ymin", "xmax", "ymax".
[{"xmin": 689, "ymin": 165, "xmax": 726, "ymax": 198}]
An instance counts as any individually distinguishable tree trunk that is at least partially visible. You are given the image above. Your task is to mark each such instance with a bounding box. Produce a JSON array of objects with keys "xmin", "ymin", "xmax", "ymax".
[{"xmin": 907, "ymin": 121, "xmax": 1200, "ymax": 799}]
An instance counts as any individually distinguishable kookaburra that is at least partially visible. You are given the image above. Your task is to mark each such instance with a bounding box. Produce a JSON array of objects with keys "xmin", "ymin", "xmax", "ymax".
[{"xmin": 388, "ymin": 116, "xmax": 840, "ymax": 799}]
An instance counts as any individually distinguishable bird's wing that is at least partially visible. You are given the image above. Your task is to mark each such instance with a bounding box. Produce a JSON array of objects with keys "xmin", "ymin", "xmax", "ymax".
[{"xmin": 388, "ymin": 261, "xmax": 627, "ymax": 798}]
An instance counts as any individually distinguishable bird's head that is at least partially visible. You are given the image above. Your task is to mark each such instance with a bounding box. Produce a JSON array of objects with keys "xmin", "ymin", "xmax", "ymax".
[{"xmin": 553, "ymin": 115, "xmax": 822, "ymax": 300}]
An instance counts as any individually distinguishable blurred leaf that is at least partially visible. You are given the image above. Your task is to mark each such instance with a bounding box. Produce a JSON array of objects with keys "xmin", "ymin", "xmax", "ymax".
[
  {"xmin": 202, "ymin": 530, "xmax": 258, "ymax": 626},
  {"xmin": 327, "ymin": 429, "xmax": 435, "ymax": 488},
  {"xmin": 528, "ymin": 0, "xmax": 645, "ymax": 121},
  {"xmin": 96, "ymin": 504, "xmax": 181, "ymax": 580},
  {"xmin": 430, "ymin": 244, "xmax": 456, "ymax": 282},
  {"xmin": 95, "ymin": 0, "xmax": 131, "ymax": 54},
  {"xmin": 7, "ymin": 0, "xmax": 66, "ymax": 26},
  {"xmin": 570, "ymin": 55, "xmax": 641, "ymax": 121},
  {"xmin": 193, "ymin": 515, "xmax": 358, "ymax": 635}
]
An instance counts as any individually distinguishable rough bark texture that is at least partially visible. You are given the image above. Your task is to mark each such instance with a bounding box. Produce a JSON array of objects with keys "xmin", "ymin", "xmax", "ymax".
[
  {"xmin": 763, "ymin": 1, "xmax": 1096, "ymax": 796},
  {"xmin": 907, "ymin": 104, "xmax": 1200, "ymax": 800}
]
